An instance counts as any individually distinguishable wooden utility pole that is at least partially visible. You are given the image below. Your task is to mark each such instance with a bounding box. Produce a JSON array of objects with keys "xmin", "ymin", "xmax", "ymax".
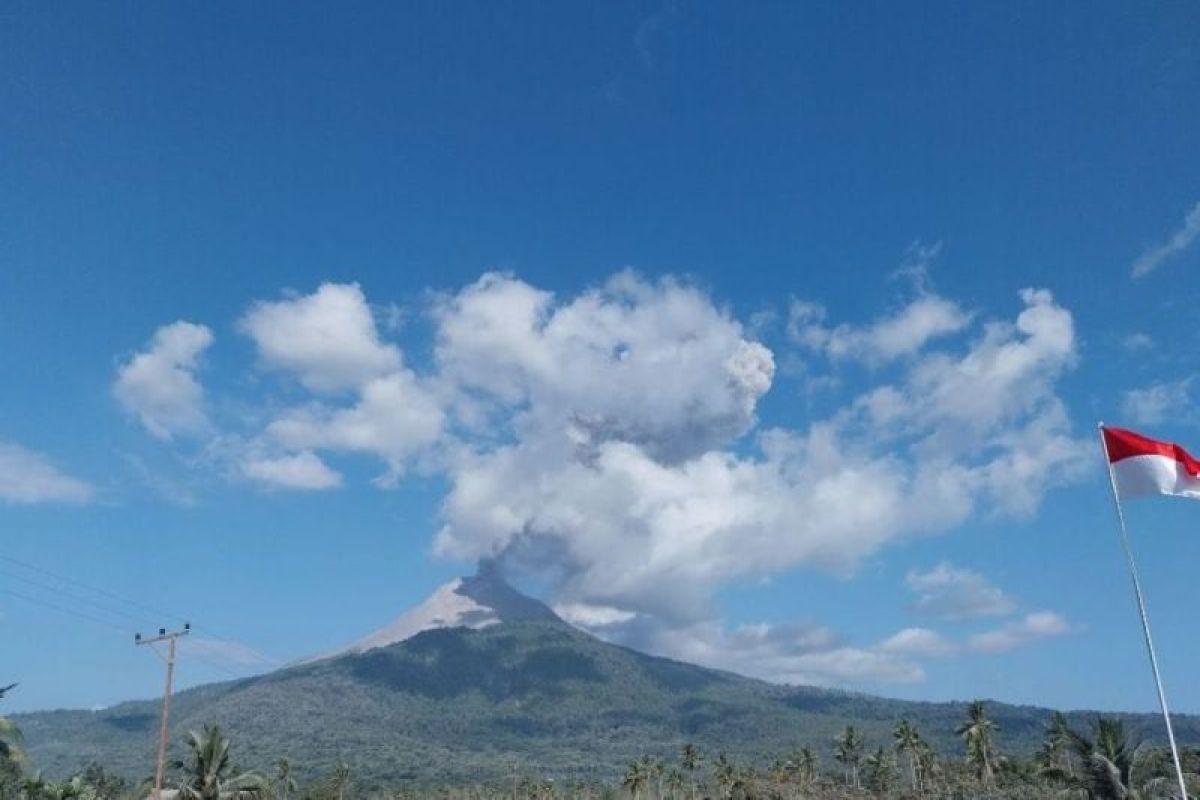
[{"xmin": 136, "ymin": 624, "xmax": 189, "ymax": 800}]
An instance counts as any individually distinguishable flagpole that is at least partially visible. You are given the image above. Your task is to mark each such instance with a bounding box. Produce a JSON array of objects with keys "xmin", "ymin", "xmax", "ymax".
[{"xmin": 1098, "ymin": 422, "xmax": 1189, "ymax": 800}]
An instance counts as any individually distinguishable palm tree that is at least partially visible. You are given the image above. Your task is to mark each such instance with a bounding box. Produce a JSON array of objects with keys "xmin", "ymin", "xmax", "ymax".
[
  {"xmin": 728, "ymin": 766, "xmax": 756, "ymax": 800},
  {"xmin": 171, "ymin": 724, "xmax": 268, "ymax": 800},
  {"xmin": 0, "ymin": 683, "xmax": 23, "ymax": 774},
  {"xmin": 794, "ymin": 746, "xmax": 818, "ymax": 788},
  {"xmin": 326, "ymin": 760, "xmax": 351, "ymax": 800},
  {"xmin": 647, "ymin": 758, "xmax": 664, "ymax": 800},
  {"xmin": 39, "ymin": 776, "xmax": 85, "ymax": 800},
  {"xmin": 835, "ymin": 725, "xmax": 865, "ymax": 788},
  {"xmin": 766, "ymin": 759, "xmax": 790, "ymax": 786},
  {"xmin": 713, "ymin": 754, "xmax": 736, "ymax": 800},
  {"xmin": 665, "ymin": 769, "xmax": 684, "ymax": 800},
  {"xmin": 19, "ymin": 771, "xmax": 48, "ymax": 800},
  {"xmin": 956, "ymin": 700, "xmax": 999, "ymax": 786},
  {"xmin": 894, "ymin": 719, "xmax": 924, "ymax": 792},
  {"xmin": 0, "ymin": 715, "xmax": 23, "ymax": 765},
  {"xmin": 680, "ymin": 745, "xmax": 701, "ymax": 800},
  {"xmin": 623, "ymin": 758, "xmax": 650, "ymax": 800},
  {"xmin": 865, "ymin": 747, "xmax": 898, "ymax": 795},
  {"xmin": 1035, "ymin": 711, "xmax": 1077, "ymax": 780},
  {"xmin": 1046, "ymin": 716, "xmax": 1198, "ymax": 800},
  {"xmin": 76, "ymin": 762, "xmax": 127, "ymax": 800},
  {"xmin": 915, "ymin": 739, "xmax": 940, "ymax": 794},
  {"xmin": 272, "ymin": 758, "xmax": 297, "ymax": 800}
]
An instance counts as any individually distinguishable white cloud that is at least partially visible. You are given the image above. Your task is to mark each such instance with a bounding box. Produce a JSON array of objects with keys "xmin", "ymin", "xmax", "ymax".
[
  {"xmin": 119, "ymin": 273, "xmax": 1087, "ymax": 680},
  {"xmin": 1122, "ymin": 332, "xmax": 1154, "ymax": 352},
  {"xmin": 603, "ymin": 617, "xmax": 926, "ymax": 686},
  {"xmin": 877, "ymin": 627, "xmax": 958, "ymax": 657},
  {"xmin": 241, "ymin": 451, "xmax": 342, "ymax": 491},
  {"xmin": 864, "ymin": 289, "xmax": 1075, "ymax": 438},
  {"xmin": 789, "ymin": 293, "xmax": 970, "ymax": 365},
  {"xmin": 239, "ymin": 284, "xmax": 446, "ymax": 486},
  {"xmin": 554, "ymin": 603, "xmax": 638, "ymax": 628},
  {"xmin": 1121, "ymin": 378, "xmax": 1192, "ymax": 427},
  {"xmin": 0, "ymin": 442, "xmax": 94, "ymax": 504},
  {"xmin": 265, "ymin": 372, "xmax": 444, "ymax": 486},
  {"xmin": 968, "ymin": 611, "xmax": 1073, "ymax": 654},
  {"xmin": 1132, "ymin": 201, "xmax": 1200, "ymax": 278},
  {"xmin": 240, "ymin": 283, "xmax": 401, "ymax": 393},
  {"xmin": 779, "ymin": 647, "xmax": 925, "ymax": 685},
  {"xmin": 435, "ymin": 271, "xmax": 774, "ymax": 463},
  {"xmin": 436, "ymin": 286, "xmax": 1086, "ymax": 625},
  {"xmin": 905, "ymin": 562, "xmax": 1018, "ymax": 620},
  {"xmin": 114, "ymin": 321, "xmax": 213, "ymax": 440}
]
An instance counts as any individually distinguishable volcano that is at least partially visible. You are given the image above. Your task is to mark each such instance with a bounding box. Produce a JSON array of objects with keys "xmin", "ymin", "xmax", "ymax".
[
  {"xmin": 14, "ymin": 568, "xmax": 1200, "ymax": 787},
  {"xmin": 326, "ymin": 562, "xmax": 562, "ymax": 658}
]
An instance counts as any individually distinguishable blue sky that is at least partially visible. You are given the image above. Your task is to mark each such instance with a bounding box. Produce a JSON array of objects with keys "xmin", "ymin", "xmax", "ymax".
[{"xmin": 3, "ymin": 2, "xmax": 1200, "ymax": 717}]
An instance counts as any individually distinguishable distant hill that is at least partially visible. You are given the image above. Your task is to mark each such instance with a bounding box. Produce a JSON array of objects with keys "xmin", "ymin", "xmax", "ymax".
[{"xmin": 15, "ymin": 570, "xmax": 1200, "ymax": 787}]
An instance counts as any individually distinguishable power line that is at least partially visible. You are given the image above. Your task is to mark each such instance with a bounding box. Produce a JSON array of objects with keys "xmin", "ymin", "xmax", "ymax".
[
  {"xmin": 0, "ymin": 566, "xmax": 158, "ymax": 629},
  {"xmin": 0, "ymin": 554, "xmax": 187, "ymax": 625},
  {"xmin": 0, "ymin": 587, "xmax": 133, "ymax": 635},
  {"xmin": 0, "ymin": 562, "xmax": 278, "ymax": 678},
  {"xmin": 0, "ymin": 585, "xmax": 257, "ymax": 681},
  {"xmin": 0, "ymin": 554, "xmax": 281, "ymax": 668}
]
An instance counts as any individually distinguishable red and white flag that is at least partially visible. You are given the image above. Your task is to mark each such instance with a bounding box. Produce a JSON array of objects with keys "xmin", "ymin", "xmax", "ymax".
[{"xmin": 1102, "ymin": 425, "xmax": 1200, "ymax": 500}]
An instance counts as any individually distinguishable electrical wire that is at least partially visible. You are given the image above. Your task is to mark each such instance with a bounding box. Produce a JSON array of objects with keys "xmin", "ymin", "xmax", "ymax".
[
  {"xmin": 0, "ymin": 566, "xmax": 159, "ymax": 629},
  {"xmin": 0, "ymin": 555, "xmax": 281, "ymax": 677},
  {"xmin": 0, "ymin": 554, "xmax": 186, "ymax": 625},
  {"xmin": 0, "ymin": 587, "xmax": 133, "ymax": 636},
  {"xmin": 0, "ymin": 553, "xmax": 280, "ymax": 667}
]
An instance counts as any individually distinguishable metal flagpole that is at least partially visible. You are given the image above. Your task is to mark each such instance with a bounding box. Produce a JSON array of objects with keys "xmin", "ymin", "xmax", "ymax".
[{"xmin": 1098, "ymin": 422, "xmax": 1189, "ymax": 800}]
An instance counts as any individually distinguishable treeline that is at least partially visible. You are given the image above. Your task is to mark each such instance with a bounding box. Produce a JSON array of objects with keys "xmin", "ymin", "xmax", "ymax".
[{"xmin": 3, "ymin": 700, "xmax": 1199, "ymax": 799}]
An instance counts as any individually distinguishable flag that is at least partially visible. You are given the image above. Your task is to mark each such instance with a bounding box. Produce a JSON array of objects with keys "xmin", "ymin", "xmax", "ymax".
[{"xmin": 1102, "ymin": 425, "xmax": 1200, "ymax": 500}]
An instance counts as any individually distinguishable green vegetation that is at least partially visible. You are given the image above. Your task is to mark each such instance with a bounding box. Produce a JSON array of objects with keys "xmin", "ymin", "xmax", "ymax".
[
  {"xmin": 954, "ymin": 700, "xmax": 998, "ymax": 787},
  {"xmin": 9, "ymin": 693, "xmax": 1200, "ymax": 799},
  {"xmin": 8, "ymin": 622, "xmax": 1200, "ymax": 798},
  {"xmin": 11, "ymin": 695, "xmax": 1200, "ymax": 799},
  {"xmin": 171, "ymin": 725, "xmax": 269, "ymax": 800}
]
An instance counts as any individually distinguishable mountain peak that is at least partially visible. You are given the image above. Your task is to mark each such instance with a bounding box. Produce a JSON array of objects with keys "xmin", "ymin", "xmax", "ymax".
[{"xmin": 329, "ymin": 564, "xmax": 561, "ymax": 657}]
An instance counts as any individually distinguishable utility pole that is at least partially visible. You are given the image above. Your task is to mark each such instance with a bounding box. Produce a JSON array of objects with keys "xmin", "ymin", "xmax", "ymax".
[{"xmin": 136, "ymin": 623, "xmax": 189, "ymax": 800}]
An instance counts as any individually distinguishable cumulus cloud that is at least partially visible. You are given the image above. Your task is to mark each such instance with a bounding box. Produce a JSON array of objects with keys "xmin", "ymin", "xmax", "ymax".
[
  {"xmin": 240, "ymin": 283, "xmax": 401, "ymax": 393},
  {"xmin": 968, "ymin": 611, "xmax": 1073, "ymax": 654},
  {"xmin": 1132, "ymin": 201, "xmax": 1200, "ymax": 278},
  {"xmin": 114, "ymin": 321, "xmax": 214, "ymax": 440},
  {"xmin": 0, "ymin": 442, "xmax": 94, "ymax": 504},
  {"xmin": 906, "ymin": 563, "xmax": 1017, "ymax": 620},
  {"xmin": 855, "ymin": 289, "xmax": 1075, "ymax": 438},
  {"xmin": 434, "ymin": 271, "xmax": 773, "ymax": 462},
  {"xmin": 554, "ymin": 603, "xmax": 638, "ymax": 628},
  {"xmin": 1121, "ymin": 378, "xmax": 1193, "ymax": 427},
  {"xmin": 877, "ymin": 627, "xmax": 959, "ymax": 657},
  {"xmin": 240, "ymin": 451, "xmax": 342, "ymax": 491},
  {"xmin": 607, "ymin": 617, "xmax": 927, "ymax": 686},
  {"xmin": 234, "ymin": 284, "xmax": 446, "ymax": 488},
  {"xmin": 789, "ymin": 294, "xmax": 970, "ymax": 365},
  {"xmin": 119, "ymin": 272, "xmax": 1089, "ymax": 687},
  {"xmin": 265, "ymin": 372, "xmax": 444, "ymax": 486},
  {"xmin": 436, "ymin": 286, "xmax": 1086, "ymax": 628}
]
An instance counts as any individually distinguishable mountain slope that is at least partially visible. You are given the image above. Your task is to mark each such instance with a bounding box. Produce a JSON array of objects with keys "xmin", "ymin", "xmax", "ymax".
[
  {"xmin": 318, "ymin": 564, "xmax": 560, "ymax": 659},
  {"xmin": 15, "ymin": 578, "xmax": 1200, "ymax": 787}
]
